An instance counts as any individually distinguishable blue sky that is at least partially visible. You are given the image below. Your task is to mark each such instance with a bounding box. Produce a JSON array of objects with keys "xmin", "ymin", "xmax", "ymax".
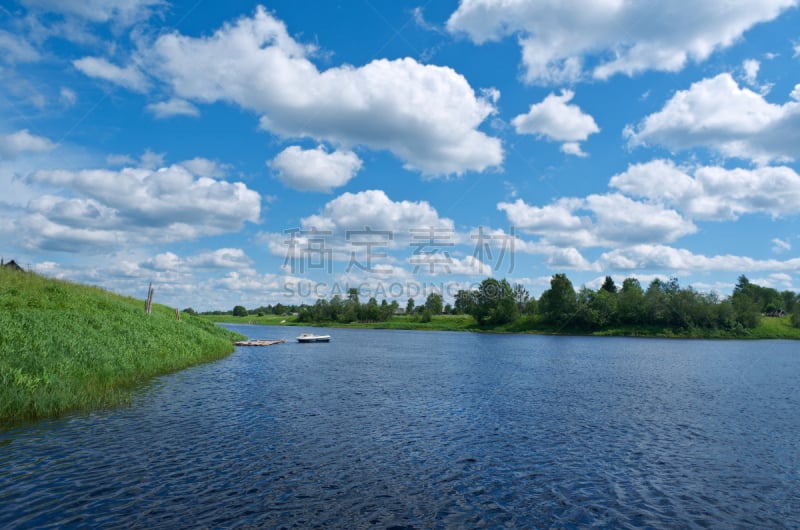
[{"xmin": 1, "ymin": 0, "xmax": 799, "ymax": 311}]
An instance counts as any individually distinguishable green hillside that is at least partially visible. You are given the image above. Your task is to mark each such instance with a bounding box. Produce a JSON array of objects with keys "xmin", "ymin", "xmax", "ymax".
[{"xmin": 0, "ymin": 268, "xmax": 244, "ymax": 426}]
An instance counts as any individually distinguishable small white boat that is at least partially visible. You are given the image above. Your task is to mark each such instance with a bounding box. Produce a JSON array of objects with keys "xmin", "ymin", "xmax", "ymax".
[{"xmin": 296, "ymin": 333, "xmax": 331, "ymax": 343}]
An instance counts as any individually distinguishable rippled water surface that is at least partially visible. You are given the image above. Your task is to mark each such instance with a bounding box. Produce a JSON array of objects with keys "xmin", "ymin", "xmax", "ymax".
[{"xmin": 2, "ymin": 326, "xmax": 799, "ymax": 528}]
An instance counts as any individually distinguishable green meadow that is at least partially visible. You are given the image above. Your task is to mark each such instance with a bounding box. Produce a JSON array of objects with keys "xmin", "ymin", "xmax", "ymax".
[{"xmin": 0, "ymin": 268, "xmax": 244, "ymax": 426}]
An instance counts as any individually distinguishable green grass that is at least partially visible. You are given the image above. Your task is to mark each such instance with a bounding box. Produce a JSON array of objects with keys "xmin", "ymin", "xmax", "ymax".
[
  {"xmin": 202, "ymin": 312, "xmax": 800, "ymax": 339},
  {"xmin": 0, "ymin": 269, "xmax": 245, "ymax": 426},
  {"xmin": 590, "ymin": 316, "xmax": 800, "ymax": 339},
  {"xmin": 202, "ymin": 314, "xmax": 295, "ymax": 326},
  {"xmin": 747, "ymin": 315, "xmax": 800, "ymax": 339}
]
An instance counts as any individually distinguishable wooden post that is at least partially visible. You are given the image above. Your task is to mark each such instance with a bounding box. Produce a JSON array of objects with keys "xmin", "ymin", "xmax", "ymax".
[{"xmin": 145, "ymin": 283, "xmax": 154, "ymax": 315}]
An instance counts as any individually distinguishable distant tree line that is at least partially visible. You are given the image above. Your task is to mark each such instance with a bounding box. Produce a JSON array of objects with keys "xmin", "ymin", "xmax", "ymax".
[
  {"xmin": 297, "ymin": 288, "xmax": 399, "ymax": 323},
  {"xmin": 200, "ymin": 303, "xmax": 302, "ymax": 317},
  {"xmin": 454, "ymin": 274, "xmax": 800, "ymax": 333},
  {"xmin": 207, "ymin": 274, "xmax": 800, "ymax": 333}
]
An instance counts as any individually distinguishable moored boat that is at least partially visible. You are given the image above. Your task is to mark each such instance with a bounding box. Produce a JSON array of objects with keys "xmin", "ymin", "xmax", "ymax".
[{"xmin": 296, "ymin": 333, "xmax": 331, "ymax": 343}]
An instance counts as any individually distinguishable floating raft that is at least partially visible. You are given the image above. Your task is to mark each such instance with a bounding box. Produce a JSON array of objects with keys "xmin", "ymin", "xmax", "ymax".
[{"xmin": 234, "ymin": 339, "xmax": 285, "ymax": 347}]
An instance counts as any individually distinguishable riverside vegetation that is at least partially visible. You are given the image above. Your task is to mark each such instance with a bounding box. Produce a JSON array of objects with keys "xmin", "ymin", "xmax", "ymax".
[
  {"xmin": 204, "ymin": 274, "xmax": 800, "ymax": 339},
  {"xmin": 0, "ymin": 268, "xmax": 244, "ymax": 426}
]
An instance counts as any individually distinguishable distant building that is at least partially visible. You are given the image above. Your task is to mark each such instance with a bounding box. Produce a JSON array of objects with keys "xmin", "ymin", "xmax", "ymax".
[{"xmin": 1, "ymin": 259, "xmax": 24, "ymax": 272}]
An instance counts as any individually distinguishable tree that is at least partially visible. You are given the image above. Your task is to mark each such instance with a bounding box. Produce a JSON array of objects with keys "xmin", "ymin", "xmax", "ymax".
[
  {"xmin": 591, "ymin": 288, "xmax": 618, "ymax": 328},
  {"xmin": 406, "ymin": 298, "xmax": 415, "ymax": 314},
  {"xmin": 465, "ymin": 278, "xmax": 518, "ymax": 325},
  {"xmin": 573, "ymin": 287, "xmax": 594, "ymax": 328},
  {"xmin": 618, "ymin": 278, "xmax": 644, "ymax": 324},
  {"xmin": 360, "ymin": 297, "xmax": 381, "ymax": 321},
  {"xmin": 232, "ymin": 305, "xmax": 248, "ymax": 317},
  {"xmin": 733, "ymin": 274, "xmax": 781, "ymax": 314},
  {"xmin": 420, "ymin": 307, "xmax": 433, "ymax": 322},
  {"xmin": 347, "ymin": 287, "xmax": 360, "ymax": 305},
  {"xmin": 716, "ymin": 298, "xmax": 735, "ymax": 329},
  {"xmin": 379, "ymin": 299, "xmax": 396, "ymax": 321},
  {"xmin": 523, "ymin": 297, "xmax": 537, "ymax": 316},
  {"xmin": 539, "ymin": 273, "xmax": 577, "ymax": 325},
  {"xmin": 182, "ymin": 307, "xmax": 196, "ymax": 315},
  {"xmin": 600, "ymin": 276, "xmax": 618, "ymax": 294},
  {"xmin": 731, "ymin": 275, "xmax": 760, "ymax": 328},
  {"xmin": 470, "ymin": 279, "xmax": 497, "ymax": 325},
  {"xmin": 338, "ymin": 288, "xmax": 360, "ymax": 322},
  {"xmin": 644, "ymin": 279, "xmax": 668, "ymax": 325},
  {"xmin": 454, "ymin": 290, "xmax": 475, "ymax": 315},
  {"xmin": 314, "ymin": 298, "xmax": 331, "ymax": 321},
  {"xmin": 512, "ymin": 283, "xmax": 530, "ymax": 313},
  {"xmin": 296, "ymin": 305, "xmax": 313, "ymax": 322},
  {"xmin": 492, "ymin": 294, "xmax": 519, "ymax": 325},
  {"xmin": 329, "ymin": 295, "xmax": 343, "ymax": 321},
  {"xmin": 781, "ymin": 291, "xmax": 798, "ymax": 314},
  {"xmin": 425, "ymin": 292, "xmax": 443, "ymax": 315}
]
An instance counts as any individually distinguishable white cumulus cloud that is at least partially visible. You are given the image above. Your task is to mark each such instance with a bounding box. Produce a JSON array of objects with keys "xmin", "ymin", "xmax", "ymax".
[
  {"xmin": 742, "ymin": 58, "xmax": 760, "ymax": 85},
  {"xmin": 140, "ymin": 248, "xmax": 254, "ymax": 271},
  {"xmin": 598, "ymin": 244, "xmax": 800, "ymax": 273},
  {"xmin": 73, "ymin": 56, "xmax": 149, "ymax": 92},
  {"xmin": 446, "ymin": 0, "xmax": 798, "ymax": 84},
  {"xmin": 772, "ymin": 238, "xmax": 791, "ymax": 253},
  {"xmin": 138, "ymin": 6, "xmax": 502, "ymax": 176},
  {"xmin": 302, "ymin": 189, "xmax": 454, "ymax": 235},
  {"xmin": 21, "ymin": 0, "xmax": 164, "ymax": 25},
  {"xmin": 498, "ymin": 194, "xmax": 695, "ymax": 249},
  {"xmin": 21, "ymin": 163, "xmax": 261, "ymax": 252},
  {"xmin": 625, "ymin": 73, "xmax": 800, "ymax": 164},
  {"xmin": 260, "ymin": 189, "xmax": 459, "ymax": 278},
  {"xmin": 543, "ymin": 246, "xmax": 593, "ymax": 270},
  {"xmin": 146, "ymin": 98, "xmax": 200, "ymax": 119},
  {"xmin": 560, "ymin": 142, "xmax": 588, "ymax": 157},
  {"xmin": 59, "ymin": 87, "xmax": 77, "ymax": 107},
  {"xmin": 269, "ymin": 146, "xmax": 363, "ymax": 192},
  {"xmin": 0, "ymin": 30, "xmax": 41, "ymax": 63},
  {"xmin": 610, "ymin": 159, "xmax": 800, "ymax": 220},
  {"xmin": 0, "ymin": 129, "xmax": 57, "ymax": 158},
  {"xmin": 512, "ymin": 90, "xmax": 599, "ymax": 156},
  {"xmin": 791, "ymin": 83, "xmax": 800, "ymax": 101}
]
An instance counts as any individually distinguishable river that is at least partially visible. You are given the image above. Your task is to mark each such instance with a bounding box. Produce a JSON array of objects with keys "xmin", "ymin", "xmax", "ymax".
[{"xmin": 1, "ymin": 325, "xmax": 798, "ymax": 528}]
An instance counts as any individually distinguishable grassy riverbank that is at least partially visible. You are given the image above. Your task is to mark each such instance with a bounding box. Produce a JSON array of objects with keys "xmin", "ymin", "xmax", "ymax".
[
  {"xmin": 0, "ymin": 269, "xmax": 244, "ymax": 426},
  {"xmin": 202, "ymin": 312, "xmax": 800, "ymax": 339}
]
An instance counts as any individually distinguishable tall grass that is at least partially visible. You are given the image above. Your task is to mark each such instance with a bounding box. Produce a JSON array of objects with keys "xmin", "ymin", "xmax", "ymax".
[{"xmin": 0, "ymin": 269, "xmax": 244, "ymax": 426}]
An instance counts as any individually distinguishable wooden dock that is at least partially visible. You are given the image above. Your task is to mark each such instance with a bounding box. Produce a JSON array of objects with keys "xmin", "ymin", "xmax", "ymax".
[{"xmin": 234, "ymin": 339, "xmax": 285, "ymax": 347}]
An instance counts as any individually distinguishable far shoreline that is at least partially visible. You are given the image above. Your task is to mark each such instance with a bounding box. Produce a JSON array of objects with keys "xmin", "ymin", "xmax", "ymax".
[{"xmin": 206, "ymin": 314, "xmax": 800, "ymax": 341}]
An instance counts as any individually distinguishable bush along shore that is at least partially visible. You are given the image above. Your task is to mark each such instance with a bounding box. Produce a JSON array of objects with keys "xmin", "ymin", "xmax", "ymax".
[{"xmin": 0, "ymin": 268, "xmax": 245, "ymax": 427}]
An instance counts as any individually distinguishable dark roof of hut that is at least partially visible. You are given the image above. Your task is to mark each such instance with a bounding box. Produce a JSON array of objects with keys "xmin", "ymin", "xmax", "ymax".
[{"xmin": 2, "ymin": 259, "xmax": 24, "ymax": 272}]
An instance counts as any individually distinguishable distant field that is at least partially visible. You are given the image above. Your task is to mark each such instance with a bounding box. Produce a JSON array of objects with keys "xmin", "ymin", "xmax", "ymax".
[
  {"xmin": 202, "ymin": 314, "xmax": 296, "ymax": 326},
  {"xmin": 0, "ymin": 269, "xmax": 244, "ymax": 426},
  {"xmin": 202, "ymin": 313, "xmax": 477, "ymax": 331},
  {"xmin": 747, "ymin": 315, "xmax": 800, "ymax": 339}
]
